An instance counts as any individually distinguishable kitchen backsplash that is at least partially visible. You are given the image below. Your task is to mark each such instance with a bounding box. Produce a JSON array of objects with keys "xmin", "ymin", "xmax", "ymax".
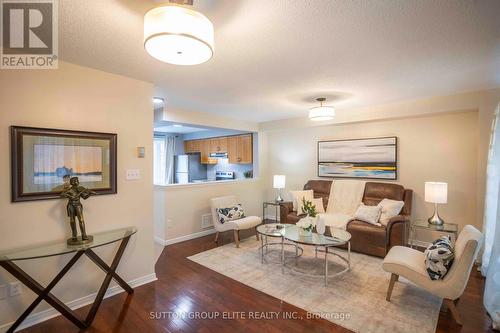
[{"xmin": 207, "ymin": 158, "xmax": 253, "ymax": 180}]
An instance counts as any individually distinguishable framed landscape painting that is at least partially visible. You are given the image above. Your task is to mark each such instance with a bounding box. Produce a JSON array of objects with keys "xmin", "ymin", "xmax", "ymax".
[
  {"xmin": 11, "ymin": 126, "xmax": 117, "ymax": 202},
  {"xmin": 318, "ymin": 137, "xmax": 397, "ymax": 180}
]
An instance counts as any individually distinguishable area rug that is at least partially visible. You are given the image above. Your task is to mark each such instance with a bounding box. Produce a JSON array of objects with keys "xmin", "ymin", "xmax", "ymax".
[{"xmin": 188, "ymin": 237, "xmax": 442, "ymax": 333}]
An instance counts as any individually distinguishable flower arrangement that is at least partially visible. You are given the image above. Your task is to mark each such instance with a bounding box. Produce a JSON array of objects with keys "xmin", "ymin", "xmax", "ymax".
[
  {"xmin": 301, "ymin": 197, "xmax": 318, "ymax": 218},
  {"xmin": 296, "ymin": 198, "xmax": 318, "ymax": 233}
]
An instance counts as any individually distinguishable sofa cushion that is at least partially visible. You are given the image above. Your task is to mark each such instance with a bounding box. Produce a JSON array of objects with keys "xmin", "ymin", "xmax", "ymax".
[
  {"xmin": 218, "ymin": 216, "xmax": 262, "ymax": 232},
  {"xmin": 347, "ymin": 220, "xmax": 386, "ymax": 246},
  {"xmin": 363, "ymin": 182, "xmax": 405, "ymax": 206},
  {"xmin": 304, "ymin": 180, "xmax": 332, "ymax": 210}
]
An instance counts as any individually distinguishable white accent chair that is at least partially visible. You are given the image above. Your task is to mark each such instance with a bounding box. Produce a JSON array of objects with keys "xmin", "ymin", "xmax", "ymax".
[
  {"xmin": 383, "ymin": 225, "xmax": 483, "ymax": 325},
  {"xmin": 210, "ymin": 196, "xmax": 261, "ymax": 248}
]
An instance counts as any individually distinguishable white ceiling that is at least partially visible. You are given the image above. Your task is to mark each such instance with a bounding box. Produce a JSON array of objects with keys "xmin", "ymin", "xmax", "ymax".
[
  {"xmin": 60, "ymin": 0, "xmax": 500, "ymax": 122},
  {"xmin": 154, "ymin": 124, "xmax": 208, "ymax": 134}
]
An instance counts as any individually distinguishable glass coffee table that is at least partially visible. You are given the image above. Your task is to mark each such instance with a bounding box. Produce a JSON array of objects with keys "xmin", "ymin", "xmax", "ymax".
[
  {"xmin": 256, "ymin": 223, "xmax": 303, "ymax": 264},
  {"xmin": 281, "ymin": 225, "xmax": 351, "ymax": 286}
]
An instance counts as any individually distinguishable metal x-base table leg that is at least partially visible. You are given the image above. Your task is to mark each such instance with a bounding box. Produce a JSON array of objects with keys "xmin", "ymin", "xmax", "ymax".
[{"xmin": 0, "ymin": 235, "xmax": 133, "ymax": 333}]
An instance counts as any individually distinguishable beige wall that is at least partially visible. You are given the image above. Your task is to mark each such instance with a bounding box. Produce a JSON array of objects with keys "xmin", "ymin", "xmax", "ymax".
[
  {"xmin": 0, "ymin": 62, "xmax": 156, "ymax": 328},
  {"xmin": 264, "ymin": 111, "xmax": 483, "ymax": 242},
  {"xmin": 154, "ymin": 131, "xmax": 267, "ymax": 243},
  {"xmin": 154, "ymin": 89, "xmax": 499, "ymax": 245},
  {"xmin": 261, "ymin": 88, "xmax": 500, "ymax": 233},
  {"xmin": 155, "ymin": 179, "xmax": 264, "ymax": 242}
]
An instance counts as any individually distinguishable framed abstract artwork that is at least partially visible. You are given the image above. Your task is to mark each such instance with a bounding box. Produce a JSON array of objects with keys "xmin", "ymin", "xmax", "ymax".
[
  {"xmin": 318, "ymin": 137, "xmax": 397, "ymax": 180},
  {"xmin": 11, "ymin": 126, "xmax": 117, "ymax": 202}
]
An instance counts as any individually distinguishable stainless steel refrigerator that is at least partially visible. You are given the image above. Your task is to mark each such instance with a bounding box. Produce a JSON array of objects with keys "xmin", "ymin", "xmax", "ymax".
[{"xmin": 174, "ymin": 153, "xmax": 207, "ymax": 184}]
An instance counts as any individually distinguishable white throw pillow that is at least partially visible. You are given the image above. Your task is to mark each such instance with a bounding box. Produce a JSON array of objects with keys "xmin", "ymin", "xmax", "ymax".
[
  {"xmin": 354, "ymin": 204, "xmax": 382, "ymax": 226},
  {"xmin": 290, "ymin": 190, "xmax": 314, "ymax": 212},
  {"xmin": 312, "ymin": 197, "xmax": 325, "ymax": 213},
  {"xmin": 298, "ymin": 197, "xmax": 325, "ymax": 215},
  {"xmin": 377, "ymin": 198, "xmax": 405, "ymax": 226}
]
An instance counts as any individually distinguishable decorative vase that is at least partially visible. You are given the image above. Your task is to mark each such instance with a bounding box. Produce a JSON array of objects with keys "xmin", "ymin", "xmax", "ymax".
[{"xmin": 316, "ymin": 216, "xmax": 326, "ymax": 235}]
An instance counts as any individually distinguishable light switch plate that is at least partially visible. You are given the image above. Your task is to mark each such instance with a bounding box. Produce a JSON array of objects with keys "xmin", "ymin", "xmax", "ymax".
[{"xmin": 126, "ymin": 169, "xmax": 141, "ymax": 180}]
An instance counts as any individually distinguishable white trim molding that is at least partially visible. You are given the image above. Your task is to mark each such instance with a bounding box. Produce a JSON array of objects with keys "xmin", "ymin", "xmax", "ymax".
[
  {"xmin": 0, "ymin": 273, "xmax": 157, "ymax": 333},
  {"xmin": 155, "ymin": 228, "xmax": 216, "ymax": 246}
]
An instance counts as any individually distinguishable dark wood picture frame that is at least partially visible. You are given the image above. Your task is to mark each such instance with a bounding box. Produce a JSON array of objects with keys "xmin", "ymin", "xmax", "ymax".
[
  {"xmin": 11, "ymin": 126, "xmax": 117, "ymax": 202},
  {"xmin": 317, "ymin": 136, "xmax": 398, "ymax": 180}
]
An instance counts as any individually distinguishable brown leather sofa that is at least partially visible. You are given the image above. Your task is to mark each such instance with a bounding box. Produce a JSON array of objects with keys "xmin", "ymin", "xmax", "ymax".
[{"xmin": 279, "ymin": 180, "xmax": 413, "ymax": 257}]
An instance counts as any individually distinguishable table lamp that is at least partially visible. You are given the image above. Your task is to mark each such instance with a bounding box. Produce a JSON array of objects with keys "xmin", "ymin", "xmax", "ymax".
[
  {"xmin": 273, "ymin": 175, "xmax": 286, "ymax": 202},
  {"xmin": 425, "ymin": 182, "xmax": 448, "ymax": 225}
]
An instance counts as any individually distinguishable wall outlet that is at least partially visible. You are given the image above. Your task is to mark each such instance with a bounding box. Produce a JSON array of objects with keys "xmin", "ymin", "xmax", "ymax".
[
  {"xmin": 9, "ymin": 281, "xmax": 22, "ymax": 297},
  {"xmin": 201, "ymin": 214, "xmax": 213, "ymax": 229},
  {"xmin": 0, "ymin": 285, "xmax": 6, "ymax": 300},
  {"xmin": 166, "ymin": 219, "xmax": 173, "ymax": 229},
  {"xmin": 126, "ymin": 169, "xmax": 141, "ymax": 180}
]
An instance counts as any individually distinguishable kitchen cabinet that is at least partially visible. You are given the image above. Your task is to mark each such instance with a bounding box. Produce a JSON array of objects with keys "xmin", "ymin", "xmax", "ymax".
[
  {"xmin": 228, "ymin": 134, "xmax": 252, "ymax": 164},
  {"xmin": 184, "ymin": 134, "xmax": 252, "ymax": 164},
  {"xmin": 209, "ymin": 137, "xmax": 228, "ymax": 153},
  {"xmin": 184, "ymin": 140, "xmax": 200, "ymax": 153},
  {"xmin": 200, "ymin": 140, "xmax": 218, "ymax": 164}
]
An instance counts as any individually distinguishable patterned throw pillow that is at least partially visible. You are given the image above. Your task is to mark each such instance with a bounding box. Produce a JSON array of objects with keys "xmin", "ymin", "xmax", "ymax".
[
  {"xmin": 216, "ymin": 204, "xmax": 245, "ymax": 224},
  {"xmin": 424, "ymin": 235, "xmax": 455, "ymax": 280}
]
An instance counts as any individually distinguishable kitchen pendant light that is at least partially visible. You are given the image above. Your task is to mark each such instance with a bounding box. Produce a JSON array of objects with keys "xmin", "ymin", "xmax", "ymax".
[
  {"xmin": 144, "ymin": 1, "xmax": 214, "ymax": 65},
  {"xmin": 309, "ymin": 98, "xmax": 336, "ymax": 121}
]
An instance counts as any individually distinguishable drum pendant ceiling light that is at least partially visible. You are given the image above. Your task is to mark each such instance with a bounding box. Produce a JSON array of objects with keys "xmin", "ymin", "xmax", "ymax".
[
  {"xmin": 309, "ymin": 97, "xmax": 336, "ymax": 121},
  {"xmin": 144, "ymin": 1, "xmax": 214, "ymax": 65}
]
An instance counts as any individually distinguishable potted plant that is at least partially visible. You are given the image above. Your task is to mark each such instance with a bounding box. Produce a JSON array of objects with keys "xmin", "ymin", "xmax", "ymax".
[{"xmin": 296, "ymin": 198, "xmax": 318, "ymax": 237}]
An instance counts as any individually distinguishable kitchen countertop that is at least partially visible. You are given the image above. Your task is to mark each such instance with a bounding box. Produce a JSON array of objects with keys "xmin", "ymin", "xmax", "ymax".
[{"xmin": 154, "ymin": 177, "xmax": 259, "ymax": 189}]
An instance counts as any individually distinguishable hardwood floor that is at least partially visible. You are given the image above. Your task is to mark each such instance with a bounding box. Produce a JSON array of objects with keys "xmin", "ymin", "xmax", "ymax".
[{"xmin": 20, "ymin": 228, "xmax": 493, "ymax": 333}]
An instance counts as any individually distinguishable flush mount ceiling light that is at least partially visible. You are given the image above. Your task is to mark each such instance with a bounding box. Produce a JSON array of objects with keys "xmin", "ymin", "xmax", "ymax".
[
  {"xmin": 308, "ymin": 97, "xmax": 336, "ymax": 121},
  {"xmin": 144, "ymin": 0, "xmax": 214, "ymax": 66}
]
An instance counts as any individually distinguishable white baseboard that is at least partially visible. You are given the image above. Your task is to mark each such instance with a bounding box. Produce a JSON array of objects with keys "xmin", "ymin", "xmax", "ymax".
[
  {"xmin": 0, "ymin": 273, "xmax": 157, "ymax": 333},
  {"xmin": 155, "ymin": 228, "xmax": 216, "ymax": 246}
]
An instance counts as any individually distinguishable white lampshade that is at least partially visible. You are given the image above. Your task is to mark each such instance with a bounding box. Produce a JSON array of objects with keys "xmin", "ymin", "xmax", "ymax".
[
  {"xmin": 425, "ymin": 182, "xmax": 448, "ymax": 204},
  {"xmin": 144, "ymin": 5, "xmax": 214, "ymax": 65},
  {"xmin": 308, "ymin": 106, "xmax": 336, "ymax": 121},
  {"xmin": 273, "ymin": 175, "xmax": 286, "ymax": 189}
]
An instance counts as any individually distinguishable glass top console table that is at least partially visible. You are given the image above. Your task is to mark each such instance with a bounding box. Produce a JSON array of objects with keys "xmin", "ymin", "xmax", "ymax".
[
  {"xmin": 262, "ymin": 201, "xmax": 283, "ymax": 223},
  {"xmin": 409, "ymin": 219, "xmax": 458, "ymax": 248},
  {"xmin": 0, "ymin": 227, "xmax": 137, "ymax": 333}
]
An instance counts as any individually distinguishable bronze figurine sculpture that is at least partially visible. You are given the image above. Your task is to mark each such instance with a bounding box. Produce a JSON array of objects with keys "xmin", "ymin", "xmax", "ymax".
[{"xmin": 61, "ymin": 177, "xmax": 97, "ymax": 245}]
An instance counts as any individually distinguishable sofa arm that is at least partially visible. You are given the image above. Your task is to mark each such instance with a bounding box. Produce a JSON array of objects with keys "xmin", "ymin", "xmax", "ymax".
[
  {"xmin": 279, "ymin": 201, "xmax": 294, "ymax": 223},
  {"xmin": 386, "ymin": 215, "xmax": 410, "ymax": 249}
]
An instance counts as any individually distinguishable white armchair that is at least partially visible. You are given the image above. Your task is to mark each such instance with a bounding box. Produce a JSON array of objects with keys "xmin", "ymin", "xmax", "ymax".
[
  {"xmin": 383, "ymin": 225, "xmax": 483, "ymax": 325},
  {"xmin": 210, "ymin": 196, "xmax": 262, "ymax": 248}
]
